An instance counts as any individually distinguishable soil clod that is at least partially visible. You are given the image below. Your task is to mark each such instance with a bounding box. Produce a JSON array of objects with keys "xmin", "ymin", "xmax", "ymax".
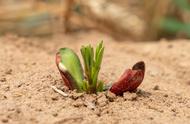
[
  {"xmin": 153, "ymin": 85, "xmax": 160, "ymax": 90},
  {"xmin": 72, "ymin": 99, "xmax": 84, "ymax": 107},
  {"xmin": 0, "ymin": 78, "xmax": 6, "ymax": 82},
  {"xmin": 5, "ymin": 69, "xmax": 12, "ymax": 75},
  {"xmin": 97, "ymin": 93, "xmax": 108, "ymax": 107},
  {"xmin": 123, "ymin": 92, "xmax": 138, "ymax": 101},
  {"xmin": 106, "ymin": 91, "xmax": 116, "ymax": 102},
  {"xmin": 0, "ymin": 35, "xmax": 190, "ymax": 124},
  {"xmin": 136, "ymin": 89, "xmax": 151, "ymax": 97},
  {"xmin": 84, "ymin": 100, "xmax": 96, "ymax": 110},
  {"xmin": 1, "ymin": 118, "xmax": 8, "ymax": 123}
]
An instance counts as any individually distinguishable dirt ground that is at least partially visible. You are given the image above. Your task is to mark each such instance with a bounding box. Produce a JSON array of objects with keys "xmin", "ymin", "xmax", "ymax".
[{"xmin": 0, "ymin": 31, "xmax": 190, "ymax": 124}]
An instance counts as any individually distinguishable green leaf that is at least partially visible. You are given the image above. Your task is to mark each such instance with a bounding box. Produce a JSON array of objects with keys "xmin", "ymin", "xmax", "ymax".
[
  {"xmin": 81, "ymin": 80, "xmax": 89, "ymax": 91},
  {"xmin": 59, "ymin": 48, "xmax": 84, "ymax": 91},
  {"xmin": 80, "ymin": 41, "xmax": 105, "ymax": 93},
  {"xmin": 96, "ymin": 81, "xmax": 104, "ymax": 92}
]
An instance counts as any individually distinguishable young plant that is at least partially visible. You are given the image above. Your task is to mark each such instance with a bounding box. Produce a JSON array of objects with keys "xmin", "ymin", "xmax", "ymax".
[
  {"xmin": 56, "ymin": 42, "xmax": 104, "ymax": 93},
  {"xmin": 56, "ymin": 41, "xmax": 145, "ymax": 95},
  {"xmin": 80, "ymin": 41, "xmax": 104, "ymax": 93}
]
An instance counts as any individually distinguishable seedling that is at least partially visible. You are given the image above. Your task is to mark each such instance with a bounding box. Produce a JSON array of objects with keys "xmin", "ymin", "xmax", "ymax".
[
  {"xmin": 80, "ymin": 42, "xmax": 104, "ymax": 93},
  {"xmin": 56, "ymin": 41, "xmax": 145, "ymax": 95},
  {"xmin": 56, "ymin": 42, "xmax": 104, "ymax": 93}
]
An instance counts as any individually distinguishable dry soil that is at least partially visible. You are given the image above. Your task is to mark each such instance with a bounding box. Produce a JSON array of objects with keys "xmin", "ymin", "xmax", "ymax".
[{"xmin": 0, "ymin": 32, "xmax": 190, "ymax": 124}]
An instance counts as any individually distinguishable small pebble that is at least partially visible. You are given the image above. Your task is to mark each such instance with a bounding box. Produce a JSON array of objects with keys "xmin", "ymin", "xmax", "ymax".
[
  {"xmin": 123, "ymin": 92, "xmax": 138, "ymax": 101},
  {"xmin": 2, "ymin": 85, "xmax": 10, "ymax": 91},
  {"xmin": 51, "ymin": 96, "xmax": 59, "ymax": 101},
  {"xmin": 94, "ymin": 109, "xmax": 101, "ymax": 116},
  {"xmin": 106, "ymin": 91, "xmax": 116, "ymax": 102},
  {"xmin": 1, "ymin": 118, "xmax": 8, "ymax": 123},
  {"xmin": 0, "ymin": 94, "xmax": 7, "ymax": 100},
  {"xmin": 0, "ymin": 78, "xmax": 6, "ymax": 82},
  {"xmin": 171, "ymin": 108, "xmax": 176, "ymax": 112},
  {"xmin": 52, "ymin": 113, "xmax": 58, "ymax": 117},
  {"xmin": 164, "ymin": 94, "xmax": 168, "ymax": 97},
  {"xmin": 153, "ymin": 85, "xmax": 160, "ymax": 90},
  {"xmin": 97, "ymin": 94, "xmax": 108, "ymax": 107},
  {"xmin": 5, "ymin": 69, "xmax": 12, "ymax": 75},
  {"xmin": 72, "ymin": 99, "xmax": 84, "ymax": 107},
  {"xmin": 16, "ymin": 108, "xmax": 21, "ymax": 114},
  {"xmin": 71, "ymin": 92, "xmax": 84, "ymax": 100},
  {"xmin": 148, "ymin": 117, "xmax": 154, "ymax": 120},
  {"xmin": 84, "ymin": 94, "xmax": 96, "ymax": 103},
  {"xmin": 36, "ymin": 108, "xmax": 42, "ymax": 112},
  {"xmin": 17, "ymin": 83, "xmax": 23, "ymax": 88},
  {"xmin": 31, "ymin": 62, "xmax": 36, "ymax": 65},
  {"xmin": 84, "ymin": 100, "xmax": 96, "ymax": 110},
  {"xmin": 136, "ymin": 89, "xmax": 151, "ymax": 97}
]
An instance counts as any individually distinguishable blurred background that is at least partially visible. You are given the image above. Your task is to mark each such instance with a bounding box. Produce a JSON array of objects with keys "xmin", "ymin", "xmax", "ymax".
[{"xmin": 0, "ymin": 0, "xmax": 190, "ymax": 41}]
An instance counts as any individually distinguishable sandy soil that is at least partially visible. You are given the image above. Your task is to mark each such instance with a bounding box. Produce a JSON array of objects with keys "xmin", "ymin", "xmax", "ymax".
[{"xmin": 0, "ymin": 31, "xmax": 190, "ymax": 124}]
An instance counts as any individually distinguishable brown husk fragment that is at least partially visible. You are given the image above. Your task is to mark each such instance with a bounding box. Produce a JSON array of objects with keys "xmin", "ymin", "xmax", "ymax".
[{"xmin": 110, "ymin": 61, "xmax": 145, "ymax": 95}]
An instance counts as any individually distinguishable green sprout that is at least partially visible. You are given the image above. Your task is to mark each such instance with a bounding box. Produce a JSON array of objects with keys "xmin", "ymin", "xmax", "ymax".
[
  {"xmin": 57, "ymin": 41, "xmax": 104, "ymax": 93},
  {"xmin": 57, "ymin": 42, "xmax": 146, "ymax": 95},
  {"xmin": 80, "ymin": 41, "xmax": 104, "ymax": 93}
]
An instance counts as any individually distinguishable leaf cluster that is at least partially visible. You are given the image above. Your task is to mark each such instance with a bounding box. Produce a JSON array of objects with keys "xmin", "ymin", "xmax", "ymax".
[{"xmin": 80, "ymin": 41, "xmax": 104, "ymax": 93}]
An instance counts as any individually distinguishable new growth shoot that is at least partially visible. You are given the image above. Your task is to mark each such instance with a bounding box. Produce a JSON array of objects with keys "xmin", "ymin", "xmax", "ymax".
[
  {"xmin": 80, "ymin": 41, "xmax": 104, "ymax": 93},
  {"xmin": 56, "ymin": 41, "xmax": 145, "ymax": 95},
  {"xmin": 56, "ymin": 41, "xmax": 105, "ymax": 93}
]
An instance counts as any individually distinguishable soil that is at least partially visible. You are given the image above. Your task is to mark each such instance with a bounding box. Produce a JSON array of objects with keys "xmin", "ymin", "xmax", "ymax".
[{"xmin": 0, "ymin": 31, "xmax": 190, "ymax": 124}]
